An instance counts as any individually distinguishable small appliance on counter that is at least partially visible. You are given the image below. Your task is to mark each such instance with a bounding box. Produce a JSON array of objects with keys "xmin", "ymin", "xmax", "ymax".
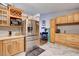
[
  {"xmin": 56, "ymin": 28, "xmax": 60, "ymax": 33},
  {"xmin": 9, "ymin": 31, "xmax": 12, "ymax": 36}
]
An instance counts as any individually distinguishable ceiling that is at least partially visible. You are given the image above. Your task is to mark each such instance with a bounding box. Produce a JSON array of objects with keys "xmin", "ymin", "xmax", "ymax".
[{"xmin": 14, "ymin": 3, "xmax": 79, "ymax": 15}]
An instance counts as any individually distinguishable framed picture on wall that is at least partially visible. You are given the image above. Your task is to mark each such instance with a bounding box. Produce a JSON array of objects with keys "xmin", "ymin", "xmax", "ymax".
[{"xmin": 42, "ymin": 20, "xmax": 46, "ymax": 26}]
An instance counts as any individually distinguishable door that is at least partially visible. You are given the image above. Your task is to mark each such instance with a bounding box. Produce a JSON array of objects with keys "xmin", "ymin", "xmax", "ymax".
[
  {"xmin": 50, "ymin": 19, "xmax": 56, "ymax": 43},
  {"xmin": 35, "ymin": 21, "xmax": 39, "ymax": 36}
]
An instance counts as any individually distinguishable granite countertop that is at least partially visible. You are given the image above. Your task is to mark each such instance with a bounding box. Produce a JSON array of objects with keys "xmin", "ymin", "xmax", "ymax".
[{"xmin": 0, "ymin": 35, "xmax": 25, "ymax": 40}]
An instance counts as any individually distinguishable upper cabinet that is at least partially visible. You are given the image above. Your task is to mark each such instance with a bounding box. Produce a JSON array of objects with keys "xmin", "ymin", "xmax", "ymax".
[
  {"xmin": 56, "ymin": 12, "xmax": 79, "ymax": 25},
  {"xmin": 0, "ymin": 4, "xmax": 9, "ymax": 26},
  {"xmin": 8, "ymin": 6, "xmax": 22, "ymax": 19},
  {"xmin": 67, "ymin": 14, "xmax": 74, "ymax": 23},
  {"xmin": 0, "ymin": 4, "xmax": 23, "ymax": 27},
  {"xmin": 61, "ymin": 16, "xmax": 67, "ymax": 24},
  {"xmin": 8, "ymin": 6, "xmax": 23, "ymax": 27},
  {"xmin": 56, "ymin": 16, "xmax": 62, "ymax": 24},
  {"xmin": 56, "ymin": 16, "xmax": 67, "ymax": 24},
  {"xmin": 74, "ymin": 13, "xmax": 79, "ymax": 23}
]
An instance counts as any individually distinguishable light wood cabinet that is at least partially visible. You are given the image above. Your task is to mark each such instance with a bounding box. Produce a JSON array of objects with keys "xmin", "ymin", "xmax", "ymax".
[
  {"xmin": 50, "ymin": 19, "xmax": 56, "ymax": 43},
  {"xmin": 18, "ymin": 38, "xmax": 24, "ymax": 52},
  {"xmin": 56, "ymin": 16, "xmax": 67, "ymax": 24},
  {"xmin": 0, "ymin": 41, "xmax": 3, "ymax": 56},
  {"xmin": 67, "ymin": 14, "xmax": 74, "ymax": 23},
  {"xmin": 3, "ymin": 40, "xmax": 13, "ymax": 56},
  {"xmin": 0, "ymin": 37, "xmax": 24, "ymax": 56},
  {"xmin": 61, "ymin": 16, "xmax": 67, "ymax": 24},
  {"xmin": 55, "ymin": 34, "xmax": 66, "ymax": 44},
  {"xmin": 0, "ymin": 4, "xmax": 9, "ymax": 26},
  {"xmin": 56, "ymin": 16, "xmax": 62, "ymax": 24},
  {"xmin": 74, "ymin": 13, "xmax": 79, "ymax": 23},
  {"xmin": 55, "ymin": 34, "xmax": 79, "ymax": 49}
]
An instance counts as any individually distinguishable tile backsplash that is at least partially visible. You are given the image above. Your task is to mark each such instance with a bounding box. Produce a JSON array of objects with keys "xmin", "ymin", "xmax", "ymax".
[
  {"xmin": 0, "ymin": 27, "xmax": 21, "ymax": 37},
  {"xmin": 57, "ymin": 25, "xmax": 79, "ymax": 34}
]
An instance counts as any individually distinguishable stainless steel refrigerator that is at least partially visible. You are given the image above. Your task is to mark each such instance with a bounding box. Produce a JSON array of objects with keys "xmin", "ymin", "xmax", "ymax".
[{"xmin": 22, "ymin": 17, "xmax": 39, "ymax": 52}]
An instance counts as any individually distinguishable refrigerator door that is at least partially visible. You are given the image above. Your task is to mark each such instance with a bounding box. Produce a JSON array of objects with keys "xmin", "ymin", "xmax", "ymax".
[{"xmin": 26, "ymin": 40, "xmax": 37, "ymax": 52}]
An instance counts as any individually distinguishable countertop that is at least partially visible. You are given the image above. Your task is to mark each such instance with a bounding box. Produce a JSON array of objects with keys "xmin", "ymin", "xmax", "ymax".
[
  {"xmin": 0, "ymin": 35, "xmax": 25, "ymax": 40},
  {"xmin": 56, "ymin": 33, "xmax": 79, "ymax": 35}
]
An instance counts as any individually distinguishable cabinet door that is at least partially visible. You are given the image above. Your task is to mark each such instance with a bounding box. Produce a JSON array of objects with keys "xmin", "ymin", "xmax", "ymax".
[
  {"xmin": 18, "ymin": 38, "xmax": 24, "ymax": 52},
  {"xmin": 67, "ymin": 14, "xmax": 74, "ymax": 23},
  {"xmin": 61, "ymin": 16, "xmax": 67, "ymax": 24},
  {"xmin": 55, "ymin": 34, "xmax": 66, "ymax": 44},
  {"xmin": 3, "ymin": 40, "xmax": 13, "ymax": 56},
  {"xmin": 11, "ymin": 39, "xmax": 19, "ymax": 55},
  {"xmin": 0, "ymin": 41, "xmax": 3, "ymax": 56},
  {"xmin": 56, "ymin": 16, "xmax": 62, "ymax": 24},
  {"xmin": 11, "ymin": 38, "xmax": 24, "ymax": 54},
  {"xmin": 74, "ymin": 13, "xmax": 79, "ymax": 23},
  {"xmin": 50, "ymin": 19, "xmax": 56, "ymax": 43}
]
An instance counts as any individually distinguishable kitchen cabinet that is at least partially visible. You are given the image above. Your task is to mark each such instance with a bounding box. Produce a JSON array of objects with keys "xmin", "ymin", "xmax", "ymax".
[
  {"xmin": 50, "ymin": 19, "xmax": 56, "ymax": 43},
  {"xmin": 0, "ymin": 4, "xmax": 9, "ymax": 26},
  {"xmin": 18, "ymin": 38, "xmax": 24, "ymax": 52},
  {"xmin": 55, "ymin": 34, "xmax": 66, "ymax": 44},
  {"xmin": 8, "ymin": 6, "xmax": 22, "ymax": 19},
  {"xmin": 2, "ymin": 40, "xmax": 13, "ymax": 56},
  {"xmin": 74, "ymin": 13, "xmax": 79, "ymax": 23},
  {"xmin": 61, "ymin": 16, "xmax": 67, "ymax": 24},
  {"xmin": 67, "ymin": 14, "xmax": 74, "ymax": 23},
  {"xmin": 0, "ymin": 37, "xmax": 24, "ymax": 56},
  {"xmin": 56, "ymin": 16, "xmax": 67, "ymax": 24},
  {"xmin": 55, "ymin": 34, "xmax": 79, "ymax": 49},
  {"xmin": 56, "ymin": 16, "xmax": 62, "ymax": 24},
  {"xmin": 0, "ymin": 41, "xmax": 3, "ymax": 56}
]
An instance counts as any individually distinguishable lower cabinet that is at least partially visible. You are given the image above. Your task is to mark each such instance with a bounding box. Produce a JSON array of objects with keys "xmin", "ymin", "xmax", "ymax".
[
  {"xmin": 0, "ymin": 41, "xmax": 3, "ymax": 56},
  {"xmin": 0, "ymin": 38, "xmax": 24, "ymax": 56},
  {"xmin": 3, "ymin": 40, "xmax": 13, "ymax": 56},
  {"xmin": 55, "ymin": 34, "xmax": 79, "ymax": 49}
]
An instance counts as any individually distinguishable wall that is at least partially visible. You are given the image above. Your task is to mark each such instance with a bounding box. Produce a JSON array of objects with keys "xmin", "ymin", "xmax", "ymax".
[
  {"xmin": 0, "ymin": 27, "xmax": 21, "ymax": 37},
  {"xmin": 57, "ymin": 25, "xmax": 79, "ymax": 34}
]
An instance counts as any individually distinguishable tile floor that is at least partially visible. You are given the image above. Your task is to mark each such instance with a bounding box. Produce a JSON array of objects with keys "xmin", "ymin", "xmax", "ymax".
[{"xmin": 16, "ymin": 42, "xmax": 79, "ymax": 56}]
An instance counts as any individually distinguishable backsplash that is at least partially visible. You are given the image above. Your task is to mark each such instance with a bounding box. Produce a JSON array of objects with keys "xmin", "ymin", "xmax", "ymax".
[
  {"xmin": 0, "ymin": 27, "xmax": 21, "ymax": 37},
  {"xmin": 57, "ymin": 25, "xmax": 79, "ymax": 34}
]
